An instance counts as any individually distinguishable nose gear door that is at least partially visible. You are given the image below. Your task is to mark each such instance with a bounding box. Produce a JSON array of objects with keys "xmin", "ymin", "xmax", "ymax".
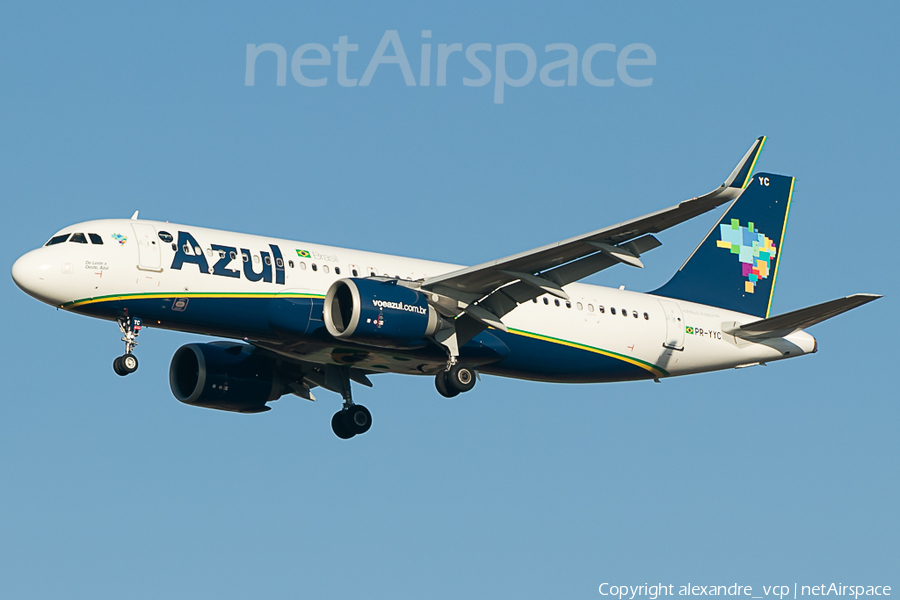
[
  {"xmin": 131, "ymin": 223, "xmax": 162, "ymax": 271},
  {"xmin": 658, "ymin": 298, "xmax": 685, "ymax": 350}
]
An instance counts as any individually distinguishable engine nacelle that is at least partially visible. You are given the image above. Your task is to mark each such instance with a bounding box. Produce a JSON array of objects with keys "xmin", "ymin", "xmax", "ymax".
[
  {"xmin": 323, "ymin": 278, "xmax": 440, "ymax": 348},
  {"xmin": 169, "ymin": 343, "xmax": 284, "ymax": 413}
]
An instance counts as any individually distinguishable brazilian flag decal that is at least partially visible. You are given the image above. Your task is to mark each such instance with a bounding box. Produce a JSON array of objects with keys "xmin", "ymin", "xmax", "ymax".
[
  {"xmin": 685, "ymin": 326, "xmax": 694, "ymax": 334},
  {"xmin": 296, "ymin": 249, "xmax": 311, "ymax": 258}
]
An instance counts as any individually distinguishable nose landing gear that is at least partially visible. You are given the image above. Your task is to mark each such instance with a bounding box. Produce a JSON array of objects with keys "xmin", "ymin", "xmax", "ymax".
[{"xmin": 113, "ymin": 316, "xmax": 142, "ymax": 376}]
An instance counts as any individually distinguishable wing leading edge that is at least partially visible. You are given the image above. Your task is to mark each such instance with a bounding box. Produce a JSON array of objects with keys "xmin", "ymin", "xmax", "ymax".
[
  {"xmin": 420, "ymin": 137, "xmax": 767, "ymax": 341},
  {"xmin": 423, "ymin": 136, "xmax": 765, "ymax": 299}
]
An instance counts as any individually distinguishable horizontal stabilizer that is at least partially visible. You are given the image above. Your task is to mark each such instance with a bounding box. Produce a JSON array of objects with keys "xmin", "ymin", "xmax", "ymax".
[{"xmin": 727, "ymin": 293, "xmax": 881, "ymax": 337}]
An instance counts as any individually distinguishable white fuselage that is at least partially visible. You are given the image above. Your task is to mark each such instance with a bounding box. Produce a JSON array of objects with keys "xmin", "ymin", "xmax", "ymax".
[{"xmin": 12, "ymin": 218, "xmax": 817, "ymax": 382}]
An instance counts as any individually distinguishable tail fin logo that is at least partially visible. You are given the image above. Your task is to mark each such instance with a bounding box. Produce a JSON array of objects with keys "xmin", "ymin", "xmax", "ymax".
[{"xmin": 715, "ymin": 219, "xmax": 777, "ymax": 294}]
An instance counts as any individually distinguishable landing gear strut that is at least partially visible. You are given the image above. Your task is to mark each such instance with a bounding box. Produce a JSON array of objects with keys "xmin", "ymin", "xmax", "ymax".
[
  {"xmin": 113, "ymin": 316, "xmax": 142, "ymax": 376},
  {"xmin": 434, "ymin": 362, "xmax": 477, "ymax": 398}
]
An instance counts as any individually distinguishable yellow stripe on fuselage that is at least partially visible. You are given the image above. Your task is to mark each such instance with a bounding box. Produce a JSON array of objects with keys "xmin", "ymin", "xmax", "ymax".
[
  {"xmin": 63, "ymin": 293, "xmax": 669, "ymax": 378},
  {"xmin": 61, "ymin": 291, "xmax": 325, "ymax": 310},
  {"xmin": 507, "ymin": 328, "xmax": 668, "ymax": 378}
]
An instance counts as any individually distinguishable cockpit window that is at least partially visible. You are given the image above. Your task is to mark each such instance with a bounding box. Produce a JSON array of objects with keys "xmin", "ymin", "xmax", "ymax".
[
  {"xmin": 88, "ymin": 233, "xmax": 103, "ymax": 244},
  {"xmin": 70, "ymin": 233, "xmax": 88, "ymax": 244},
  {"xmin": 45, "ymin": 234, "xmax": 70, "ymax": 246}
]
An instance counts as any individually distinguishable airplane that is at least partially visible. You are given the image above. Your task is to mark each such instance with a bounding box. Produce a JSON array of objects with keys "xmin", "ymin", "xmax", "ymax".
[{"xmin": 10, "ymin": 137, "xmax": 880, "ymax": 439}]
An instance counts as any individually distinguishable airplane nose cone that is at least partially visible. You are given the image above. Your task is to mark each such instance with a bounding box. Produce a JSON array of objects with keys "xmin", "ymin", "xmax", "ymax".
[
  {"xmin": 11, "ymin": 249, "xmax": 58, "ymax": 305},
  {"xmin": 11, "ymin": 252, "xmax": 34, "ymax": 290}
]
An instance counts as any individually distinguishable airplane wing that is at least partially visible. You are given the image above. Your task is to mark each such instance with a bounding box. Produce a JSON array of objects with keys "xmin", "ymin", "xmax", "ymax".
[{"xmin": 420, "ymin": 137, "xmax": 767, "ymax": 336}]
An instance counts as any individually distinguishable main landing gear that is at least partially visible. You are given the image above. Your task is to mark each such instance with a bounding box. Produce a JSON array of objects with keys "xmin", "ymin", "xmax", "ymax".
[
  {"xmin": 434, "ymin": 362, "xmax": 477, "ymax": 398},
  {"xmin": 326, "ymin": 366, "xmax": 372, "ymax": 440},
  {"xmin": 113, "ymin": 316, "xmax": 142, "ymax": 377},
  {"xmin": 331, "ymin": 404, "xmax": 372, "ymax": 439}
]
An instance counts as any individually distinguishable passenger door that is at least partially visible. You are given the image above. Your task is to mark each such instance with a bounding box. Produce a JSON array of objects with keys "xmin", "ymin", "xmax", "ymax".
[
  {"xmin": 131, "ymin": 223, "xmax": 162, "ymax": 271},
  {"xmin": 658, "ymin": 299, "xmax": 685, "ymax": 350}
]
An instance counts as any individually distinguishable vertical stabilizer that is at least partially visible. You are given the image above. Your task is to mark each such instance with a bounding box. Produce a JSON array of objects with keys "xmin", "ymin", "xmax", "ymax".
[{"xmin": 651, "ymin": 173, "xmax": 794, "ymax": 318}]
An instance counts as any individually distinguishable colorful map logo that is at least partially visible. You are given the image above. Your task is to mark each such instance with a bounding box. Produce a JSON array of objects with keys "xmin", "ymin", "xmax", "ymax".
[
  {"xmin": 716, "ymin": 219, "xmax": 776, "ymax": 294},
  {"xmin": 111, "ymin": 233, "xmax": 127, "ymax": 245}
]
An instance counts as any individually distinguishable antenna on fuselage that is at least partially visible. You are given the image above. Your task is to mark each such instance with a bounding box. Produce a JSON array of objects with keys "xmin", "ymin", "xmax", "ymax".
[{"xmin": 130, "ymin": 211, "xmax": 139, "ymax": 220}]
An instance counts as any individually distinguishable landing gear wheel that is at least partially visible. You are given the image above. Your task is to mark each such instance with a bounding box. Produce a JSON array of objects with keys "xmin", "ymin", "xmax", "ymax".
[
  {"xmin": 347, "ymin": 404, "xmax": 372, "ymax": 435},
  {"xmin": 332, "ymin": 411, "xmax": 355, "ymax": 439},
  {"xmin": 113, "ymin": 356, "xmax": 127, "ymax": 376},
  {"xmin": 446, "ymin": 364, "xmax": 476, "ymax": 394},
  {"xmin": 435, "ymin": 371, "xmax": 459, "ymax": 398},
  {"xmin": 120, "ymin": 353, "xmax": 138, "ymax": 374}
]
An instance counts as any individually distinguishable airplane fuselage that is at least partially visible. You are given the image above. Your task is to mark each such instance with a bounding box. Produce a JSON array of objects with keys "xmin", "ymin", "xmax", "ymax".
[{"xmin": 12, "ymin": 218, "xmax": 817, "ymax": 384}]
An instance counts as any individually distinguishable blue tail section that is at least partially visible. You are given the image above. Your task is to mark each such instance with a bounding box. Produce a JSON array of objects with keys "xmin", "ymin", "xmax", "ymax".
[{"xmin": 651, "ymin": 173, "xmax": 795, "ymax": 318}]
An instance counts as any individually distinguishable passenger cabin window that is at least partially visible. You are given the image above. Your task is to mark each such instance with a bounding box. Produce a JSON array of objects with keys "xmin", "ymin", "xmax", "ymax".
[
  {"xmin": 588, "ymin": 304, "xmax": 594, "ymax": 312},
  {"xmin": 576, "ymin": 302, "xmax": 583, "ymax": 310},
  {"xmin": 352, "ymin": 269, "xmax": 358, "ymax": 276},
  {"xmin": 323, "ymin": 265, "xmax": 330, "ymax": 273},
  {"xmin": 598, "ymin": 306, "xmax": 605, "ymax": 314},
  {"xmin": 611, "ymin": 307, "xmax": 616, "ymax": 315},
  {"xmin": 633, "ymin": 311, "xmax": 638, "ymax": 319},
  {"xmin": 70, "ymin": 233, "xmax": 88, "ymax": 244},
  {"xmin": 554, "ymin": 299, "xmax": 560, "ymax": 307},
  {"xmin": 88, "ymin": 233, "xmax": 103, "ymax": 244},
  {"xmin": 288, "ymin": 260, "xmax": 294, "ymax": 268},
  {"xmin": 543, "ymin": 297, "xmax": 549, "ymax": 305},
  {"xmin": 566, "ymin": 302, "xmax": 571, "ymax": 308},
  {"xmin": 312, "ymin": 263, "xmax": 318, "ymax": 272},
  {"xmin": 45, "ymin": 234, "xmax": 70, "ymax": 246},
  {"xmin": 622, "ymin": 309, "xmax": 627, "ymax": 318},
  {"xmin": 299, "ymin": 262, "xmax": 307, "ymax": 270},
  {"xmin": 335, "ymin": 267, "xmax": 341, "ymax": 275},
  {"xmin": 533, "ymin": 298, "xmax": 538, "ymax": 303},
  {"xmin": 643, "ymin": 312, "xmax": 650, "ymax": 320}
]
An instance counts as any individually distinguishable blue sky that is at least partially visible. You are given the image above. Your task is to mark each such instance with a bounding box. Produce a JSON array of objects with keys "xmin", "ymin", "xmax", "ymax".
[{"xmin": 1, "ymin": 2, "xmax": 897, "ymax": 598}]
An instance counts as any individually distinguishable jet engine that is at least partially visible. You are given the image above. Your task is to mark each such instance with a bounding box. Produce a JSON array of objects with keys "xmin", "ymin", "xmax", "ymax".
[
  {"xmin": 169, "ymin": 342, "xmax": 284, "ymax": 413},
  {"xmin": 323, "ymin": 278, "xmax": 441, "ymax": 348}
]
